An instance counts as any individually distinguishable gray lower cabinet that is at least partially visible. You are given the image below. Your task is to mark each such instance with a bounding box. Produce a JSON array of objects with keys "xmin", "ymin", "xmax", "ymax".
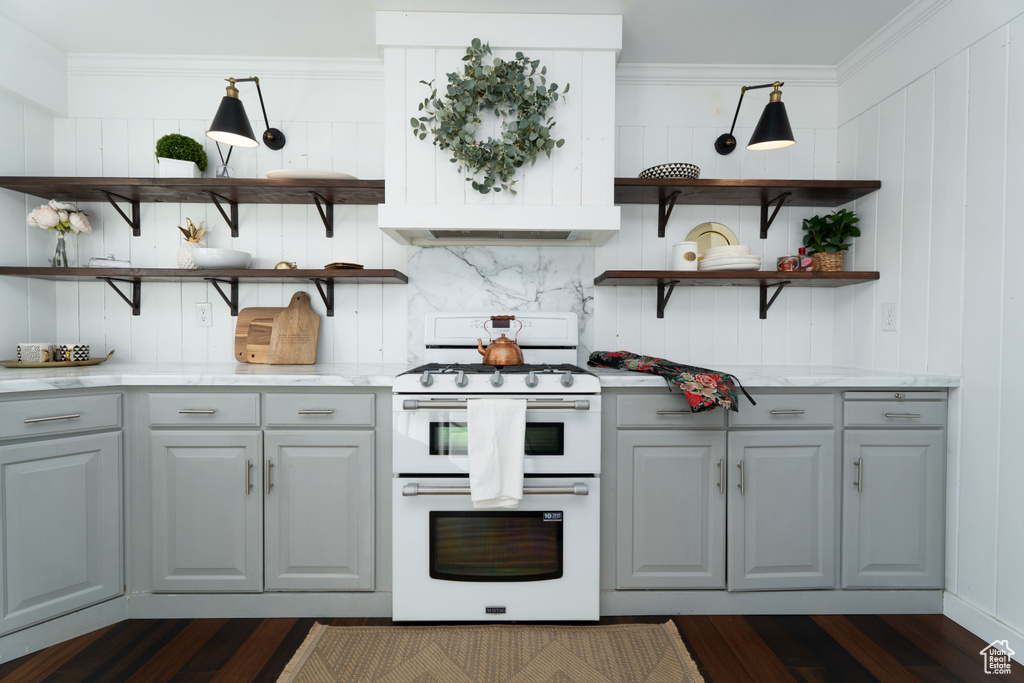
[
  {"xmin": 150, "ymin": 431, "xmax": 263, "ymax": 592},
  {"xmin": 0, "ymin": 432, "xmax": 122, "ymax": 634},
  {"xmin": 841, "ymin": 430, "xmax": 945, "ymax": 588},
  {"xmin": 616, "ymin": 430, "xmax": 727, "ymax": 588},
  {"xmin": 263, "ymin": 430, "xmax": 375, "ymax": 591},
  {"xmin": 727, "ymin": 430, "xmax": 837, "ymax": 591}
]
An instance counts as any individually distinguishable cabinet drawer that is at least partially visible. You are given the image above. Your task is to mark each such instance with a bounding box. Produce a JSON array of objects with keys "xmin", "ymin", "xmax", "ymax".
[
  {"xmin": 0, "ymin": 393, "xmax": 121, "ymax": 440},
  {"xmin": 264, "ymin": 393, "xmax": 375, "ymax": 427},
  {"xmin": 728, "ymin": 393, "xmax": 835, "ymax": 428},
  {"xmin": 616, "ymin": 394, "xmax": 726, "ymax": 429},
  {"xmin": 844, "ymin": 399, "xmax": 946, "ymax": 428},
  {"xmin": 149, "ymin": 393, "xmax": 260, "ymax": 427}
]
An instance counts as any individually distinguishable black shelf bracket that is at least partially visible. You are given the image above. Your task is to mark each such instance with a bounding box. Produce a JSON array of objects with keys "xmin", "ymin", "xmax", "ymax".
[
  {"xmin": 658, "ymin": 191, "xmax": 681, "ymax": 238},
  {"xmin": 101, "ymin": 278, "xmax": 141, "ymax": 316},
  {"xmin": 207, "ymin": 278, "xmax": 239, "ymax": 316},
  {"xmin": 310, "ymin": 192, "xmax": 334, "ymax": 238},
  {"xmin": 311, "ymin": 278, "xmax": 335, "ymax": 317},
  {"xmin": 760, "ymin": 192, "xmax": 792, "ymax": 239},
  {"xmin": 205, "ymin": 191, "xmax": 239, "ymax": 237},
  {"xmin": 99, "ymin": 191, "xmax": 141, "ymax": 236},
  {"xmin": 657, "ymin": 279, "xmax": 679, "ymax": 318},
  {"xmin": 759, "ymin": 280, "xmax": 791, "ymax": 319}
]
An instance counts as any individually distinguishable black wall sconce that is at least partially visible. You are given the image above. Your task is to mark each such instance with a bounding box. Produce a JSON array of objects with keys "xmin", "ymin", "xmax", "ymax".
[
  {"xmin": 207, "ymin": 77, "xmax": 286, "ymax": 151},
  {"xmin": 715, "ymin": 81, "xmax": 795, "ymax": 155}
]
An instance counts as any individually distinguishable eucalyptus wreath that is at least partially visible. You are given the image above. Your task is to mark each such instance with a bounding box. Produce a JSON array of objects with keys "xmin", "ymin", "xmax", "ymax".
[{"xmin": 410, "ymin": 38, "xmax": 569, "ymax": 194}]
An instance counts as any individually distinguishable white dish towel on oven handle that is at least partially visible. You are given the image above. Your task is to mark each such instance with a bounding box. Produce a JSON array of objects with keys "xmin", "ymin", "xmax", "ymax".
[{"xmin": 467, "ymin": 398, "xmax": 527, "ymax": 508}]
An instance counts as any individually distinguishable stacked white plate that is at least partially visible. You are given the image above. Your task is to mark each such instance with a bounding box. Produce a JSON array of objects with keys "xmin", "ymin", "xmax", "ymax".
[{"xmin": 699, "ymin": 244, "xmax": 761, "ymax": 271}]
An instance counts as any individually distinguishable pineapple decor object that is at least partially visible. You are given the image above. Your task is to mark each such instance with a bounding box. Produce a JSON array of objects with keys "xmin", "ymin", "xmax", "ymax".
[{"xmin": 176, "ymin": 218, "xmax": 207, "ymax": 269}]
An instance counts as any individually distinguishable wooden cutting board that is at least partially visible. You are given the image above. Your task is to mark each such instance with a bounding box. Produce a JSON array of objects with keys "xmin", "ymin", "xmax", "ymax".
[
  {"xmin": 234, "ymin": 306, "xmax": 285, "ymax": 363},
  {"xmin": 268, "ymin": 292, "xmax": 320, "ymax": 365},
  {"xmin": 244, "ymin": 319, "xmax": 275, "ymax": 363}
]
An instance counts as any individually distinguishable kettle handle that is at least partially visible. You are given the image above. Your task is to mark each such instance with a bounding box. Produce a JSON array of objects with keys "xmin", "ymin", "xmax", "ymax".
[{"xmin": 483, "ymin": 315, "xmax": 524, "ymax": 342}]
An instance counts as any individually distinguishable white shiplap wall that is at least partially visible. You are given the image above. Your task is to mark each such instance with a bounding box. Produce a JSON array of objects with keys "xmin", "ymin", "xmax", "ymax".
[{"xmin": 837, "ymin": 4, "xmax": 1024, "ymax": 650}]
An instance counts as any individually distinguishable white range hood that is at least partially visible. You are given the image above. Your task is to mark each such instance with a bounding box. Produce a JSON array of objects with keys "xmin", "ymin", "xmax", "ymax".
[{"xmin": 376, "ymin": 12, "xmax": 622, "ymax": 247}]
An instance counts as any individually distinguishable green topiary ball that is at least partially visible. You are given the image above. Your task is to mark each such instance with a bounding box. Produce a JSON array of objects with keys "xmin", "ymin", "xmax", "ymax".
[{"xmin": 155, "ymin": 133, "xmax": 208, "ymax": 173}]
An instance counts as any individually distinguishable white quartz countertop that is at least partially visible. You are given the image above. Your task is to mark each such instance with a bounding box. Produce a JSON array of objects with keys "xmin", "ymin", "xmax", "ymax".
[{"xmin": 0, "ymin": 362, "xmax": 959, "ymax": 394}]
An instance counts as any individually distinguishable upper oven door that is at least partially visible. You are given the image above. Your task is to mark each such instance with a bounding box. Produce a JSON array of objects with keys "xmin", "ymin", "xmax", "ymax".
[{"xmin": 392, "ymin": 394, "xmax": 601, "ymax": 475}]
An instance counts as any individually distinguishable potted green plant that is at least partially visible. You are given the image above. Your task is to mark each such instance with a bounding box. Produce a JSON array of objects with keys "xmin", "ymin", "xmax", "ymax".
[
  {"xmin": 801, "ymin": 208, "xmax": 860, "ymax": 271},
  {"xmin": 155, "ymin": 134, "xmax": 209, "ymax": 178}
]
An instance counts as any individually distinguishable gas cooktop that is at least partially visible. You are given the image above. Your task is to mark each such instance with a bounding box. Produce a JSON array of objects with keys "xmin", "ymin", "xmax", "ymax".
[{"xmin": 401, "ymin": 363, "xmax": 592, "ymax": 376}]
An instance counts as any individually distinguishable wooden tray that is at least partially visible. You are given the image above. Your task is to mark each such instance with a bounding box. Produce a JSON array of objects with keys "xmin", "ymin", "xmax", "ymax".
[{"xmin": 0, "ymin": 350, "xmax": 115, "ymax": 368}]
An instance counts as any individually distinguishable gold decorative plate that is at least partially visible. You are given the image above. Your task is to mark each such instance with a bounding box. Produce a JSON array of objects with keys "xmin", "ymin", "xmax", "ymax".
[{"xmin": 686, "ymin": 222, "xmax": 739, "ymax": 258}]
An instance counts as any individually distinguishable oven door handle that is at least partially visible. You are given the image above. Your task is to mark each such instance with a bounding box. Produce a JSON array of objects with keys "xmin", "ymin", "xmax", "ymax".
[
  {"xmin": 402, "ymin": 482, "xmax": 590, "ymax": 496},
  {"xmin": 402, "ymin": 399, "xmax": 590, "ymax": 411}
]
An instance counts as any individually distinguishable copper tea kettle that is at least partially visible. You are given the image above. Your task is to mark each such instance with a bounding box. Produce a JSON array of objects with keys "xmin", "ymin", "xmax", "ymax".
[{"xmin": 477, "ymin": 315, "xmax": 524, "ymax": 366}]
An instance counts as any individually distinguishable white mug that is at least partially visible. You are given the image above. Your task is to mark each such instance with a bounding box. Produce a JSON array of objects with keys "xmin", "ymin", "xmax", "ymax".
[
  {"xmin": 17, "ymin": 342, "xmax": 56, "ymax": 363},
  {"xmin": 672, "ymin": 241, "xmax": 699, "ymax": 271}
]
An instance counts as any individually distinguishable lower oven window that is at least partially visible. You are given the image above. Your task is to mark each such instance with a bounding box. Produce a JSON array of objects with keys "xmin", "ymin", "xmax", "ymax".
[
  {"xmin": 429, "ymin": 511, "xmax": 563, "ymax": 582},
  {"xmin": 430, "ymin": 422, "xmax": 564, "ymax": 456}
]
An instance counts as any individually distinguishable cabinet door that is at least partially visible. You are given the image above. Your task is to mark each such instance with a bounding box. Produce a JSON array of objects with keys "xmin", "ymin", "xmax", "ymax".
[
  {"xmin": 617, "ymin": 430, "xmax": 727, "ymax": 588},
  {"xmin": 842, "ymin": 430, "xmax": 945, "ymax": 588},
  {"xmin": 728, "ymin": 430, "xmax": 837, "ymax": 591},
  {"xmin": 264, "ymin": 431, "xmax": 375, "ymax": 591},
  {"xmin": 151, "ymin": 431, "xmax": 262, "ymax": 592},
  {"xmin": 0, "ymin": 432, "xmax": 121, "ymax": 635}
]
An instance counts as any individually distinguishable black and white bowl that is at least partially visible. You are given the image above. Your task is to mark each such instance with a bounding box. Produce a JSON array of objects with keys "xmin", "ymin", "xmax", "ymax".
[{"xmin": 638, "ymin": 162, "xmax": 701, "ymax": 180}]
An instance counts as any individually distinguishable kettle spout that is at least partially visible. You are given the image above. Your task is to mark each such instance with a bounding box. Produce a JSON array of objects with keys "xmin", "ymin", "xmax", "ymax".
[{"xmin": 477, "ymin": 338, "xmax": 486, "ymax": 356}]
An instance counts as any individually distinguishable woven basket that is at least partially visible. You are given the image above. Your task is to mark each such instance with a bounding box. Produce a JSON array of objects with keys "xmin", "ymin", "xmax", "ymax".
[{"xmin": 816, "ymin": 252, "xmax": 844, "ymax": 272}]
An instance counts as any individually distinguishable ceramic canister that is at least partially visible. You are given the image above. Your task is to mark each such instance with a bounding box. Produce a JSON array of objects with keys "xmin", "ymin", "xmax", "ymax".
[{"xmin": 672, "ymin": 241, "xmax": 699, "ymax": 271}]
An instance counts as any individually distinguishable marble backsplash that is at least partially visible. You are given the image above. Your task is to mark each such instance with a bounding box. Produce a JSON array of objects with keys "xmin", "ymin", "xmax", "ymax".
[{"xmin": 406, "ymin": 246, "xmax": 594, "ymax": 365}]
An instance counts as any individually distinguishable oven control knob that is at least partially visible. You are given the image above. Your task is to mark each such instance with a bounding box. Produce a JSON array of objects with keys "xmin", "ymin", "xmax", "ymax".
[
  {"xmin": 559, "ymin": 371, "xmax": 574, "ymax": 387},
  {"xmin": 454, "ymin": 371, "xmax": 468, "ymax": 388},
  {"xmin": 524, "ymin": 371, "xmax": 539, "ymax": 388},
  {"xmin": 490, "ymin": 370, "xmax": 504, "ymax": 387},
  {"xmin": 419, "ymin": 371, "xmax": 433, "ymax": 387}
]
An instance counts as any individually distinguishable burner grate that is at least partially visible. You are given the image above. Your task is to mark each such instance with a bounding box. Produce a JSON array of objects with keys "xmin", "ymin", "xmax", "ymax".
[{"xmin": 402, "ymin": 363, "xmax": 592, "ymax": 376}]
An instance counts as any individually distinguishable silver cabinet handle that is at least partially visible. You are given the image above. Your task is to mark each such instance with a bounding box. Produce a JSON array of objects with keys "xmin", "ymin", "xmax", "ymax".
[
  {"xmin": 769, "ymin": 409, "xmax": 805, "ymax": 415},
  {"xmin": 403, "ymin": 399, "xmax": 590, "ymax": 411},
  {"xmin": 402, "ymin": 482, "xmax": 589, "ymax": 496},
  {"xmin": 297, "ymin": 409, "xmax": 335, "ymax": 415},
  {"xmin": 854, "ymin": 457, "xmax": 863, "ymax": 493},
  {"xmin": 885, "ymin": 413, "xmax": 921, "ymax": 419},
  {"xmin": 656, "ymin": 410, "xmax": 692, "ymax": 416},
  {"xmin": 717, "ymin": 459, "xmax": 724, "ymax": 494},
  {"xmin": 737, "ymin": 461, "xmax": 745, "ymax": 496},
  {"xmin": 179, "ymin": 409, "xmax": 216, "ymax": 415},
  {"xmin": 24, "ymin": 413, "xmax": 80, "ymax": 424},
  {"xmin": 245, "ymin": 460, "xmax": 253, "ymax": 495},
  {"xmin": 265, "ymin": 460, "xmax": 274, "ymax": 495}
]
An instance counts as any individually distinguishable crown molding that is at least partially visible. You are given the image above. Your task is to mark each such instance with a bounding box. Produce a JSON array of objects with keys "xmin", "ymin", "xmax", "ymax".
[
  {"xmin": 837, "ymin": 0, "xmax": 953, "ymax": 84},
  {"xmin": 615, "ymin": 63, "xmax": 837, "ymax": 87},
  {"xmin": 0, "ymin": 11, "xmax": 68, "ymax": 115},
  {"xmin": 67, "ymin": 54, "xmax": 384, "ymax": 81},
  {"xmin": 0, "ymin": 13, "xmax": 67, "ymax": 69}
]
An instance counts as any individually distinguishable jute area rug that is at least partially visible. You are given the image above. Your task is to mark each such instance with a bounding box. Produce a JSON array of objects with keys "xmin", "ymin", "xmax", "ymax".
[{"xmin": 277, "ymin": 621, "xmax": 703, "ymax": 683}]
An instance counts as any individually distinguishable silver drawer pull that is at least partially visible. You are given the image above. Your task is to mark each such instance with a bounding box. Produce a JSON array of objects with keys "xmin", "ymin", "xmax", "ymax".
[
  {"xmin": 297, "ymin": 409, "xmax": 335, "ymax": 415},
  {"xmin": 885, "ymin": 413, "xmax": 921, "ymax": 419},
  {"xmin": 656, "ymin": 410, "xmax": 692, "ymax": 416},
  {"xmin": 403, "ymin": 399, "xmax": 590, "ymax": 411},
  {"xmin": 24, "ymin": 413, "xmax": 81, "ymax": 424},
  {"xmin": 769, "ymin": 409, "xmax": 805, "ymax": 415},
  {"xmin": 402, "ymin": 483, "xmax": 589, "ymax": 496},
  {"xmin": 179, "ymin": 409, "xmax": 216, "ymax": 415}
]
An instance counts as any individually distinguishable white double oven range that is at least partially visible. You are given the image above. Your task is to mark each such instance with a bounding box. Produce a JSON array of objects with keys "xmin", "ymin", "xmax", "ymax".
[{"xmin": 391, "ymin": 312, "xmax": 600, "ymax": 622}]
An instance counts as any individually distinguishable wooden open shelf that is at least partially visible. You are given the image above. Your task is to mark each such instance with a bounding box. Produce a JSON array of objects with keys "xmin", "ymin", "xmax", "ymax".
[
  {"xmin": 0, "ymin": 267, "xmax": 408, "ymax": 318},
  {"xmin": 594, "ymin": 269, "xmax": 880, "ymax": 319}
]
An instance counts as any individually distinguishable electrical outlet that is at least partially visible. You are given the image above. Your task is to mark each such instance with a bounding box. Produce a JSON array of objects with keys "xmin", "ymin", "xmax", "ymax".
[
  {"xmin": 881, "ymin": 303, "xmax": 898, "ymax": 331},
  {"xmin": 196, "ymin": 302, "xmax": 212, "ymax": 327}
]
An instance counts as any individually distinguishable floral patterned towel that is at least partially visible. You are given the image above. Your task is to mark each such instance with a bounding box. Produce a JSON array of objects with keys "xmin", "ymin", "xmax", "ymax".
[{"xmin": 587, "ymin": 351, "xmax": 755, "ymax": 413}]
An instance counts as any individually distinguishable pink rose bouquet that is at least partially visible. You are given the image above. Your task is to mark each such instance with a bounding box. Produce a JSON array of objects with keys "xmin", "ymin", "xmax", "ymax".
[{"xmin": 28, "ymin": 200, "xmax": 92, "ymax": 234}]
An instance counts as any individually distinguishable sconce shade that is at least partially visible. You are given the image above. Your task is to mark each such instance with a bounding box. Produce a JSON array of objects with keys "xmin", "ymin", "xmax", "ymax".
[
  {"xmin": 747, "ymin": 100, "xmax": 795, "ymax": 151},
  {"xmin": 208, "ymin": 95, "xmax": 259, "ymax": 148}
]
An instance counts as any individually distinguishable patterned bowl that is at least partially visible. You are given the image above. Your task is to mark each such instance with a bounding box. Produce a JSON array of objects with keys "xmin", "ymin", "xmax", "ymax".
[{"xmin": 638, "ymin": 163, "xmax": 701, "ymax": 180}]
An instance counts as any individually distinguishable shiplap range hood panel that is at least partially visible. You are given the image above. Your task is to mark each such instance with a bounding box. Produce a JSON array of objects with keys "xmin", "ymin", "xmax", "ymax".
[{"xmin": 376, "ymin": 12, "xmax": 622, "ymax": 246}]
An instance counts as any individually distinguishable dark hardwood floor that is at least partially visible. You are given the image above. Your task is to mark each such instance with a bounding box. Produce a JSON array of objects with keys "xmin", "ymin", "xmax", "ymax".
[{"xmin": 1, "ymin": 614, "xmax": 1020, "ymax": 682}]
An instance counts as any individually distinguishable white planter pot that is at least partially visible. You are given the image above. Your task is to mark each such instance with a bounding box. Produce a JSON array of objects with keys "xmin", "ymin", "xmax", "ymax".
[{"xmin": 158, "ymin": 158, "xmax": 201, "ymax": 178}]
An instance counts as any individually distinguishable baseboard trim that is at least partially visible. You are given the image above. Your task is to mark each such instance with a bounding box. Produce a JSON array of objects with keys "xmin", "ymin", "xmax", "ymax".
[
  {"xmin": 601, "ymin": 589, "xmax": 944, "ymax": 615},
  {"xmin": 943, "ymin": 592, "xmax": 1024, "ymax": 665},
  {"xmin": 126, "ymin": 591, "xmax": 393, "ymax": 619},
  {"xmin": 0, "ymin": 596, "xmax": 128, "ymax": 662}
]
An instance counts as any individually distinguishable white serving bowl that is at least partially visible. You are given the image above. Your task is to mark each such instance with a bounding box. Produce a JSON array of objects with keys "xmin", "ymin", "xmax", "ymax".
[{"xmin": 190, "ymin": 248, "xmax": 252, "ymax": 270}]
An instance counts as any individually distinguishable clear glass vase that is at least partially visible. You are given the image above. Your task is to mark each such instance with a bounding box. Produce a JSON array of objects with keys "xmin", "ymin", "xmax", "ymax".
[{"xmin": 50, "ymin": 231, "xmax": 75, "ymax": 268}]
